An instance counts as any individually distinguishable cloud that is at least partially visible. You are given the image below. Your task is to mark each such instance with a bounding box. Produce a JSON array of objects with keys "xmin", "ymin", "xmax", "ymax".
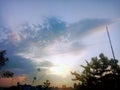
[
  {"xmin": 68, "ymin": 18, "xmax": 113, "ymax": 40},
  {"xmin": 0, "ymin": 18, "xmax": 114, "ymax": 46},
  {"xmin": 9, "ymin": 31, "xmax": 22, "ymax": 43},
  {"xmin": 36, "ymin": 60, "xmax": 54, "ymax": 67},
  {"xmin": 0, "ymin": 17, "xmax": 118, "ymax": 82},
  {"xmin": 1, "ymin": 55, "xmax": 35, "ymax": 76},
  {"xmin": 2, "ymin": 18, "xmax": 114, "ymax": 61},
  {"xmin": 0, "ymin": 26, "xmax": 10, "ymax": 43}
]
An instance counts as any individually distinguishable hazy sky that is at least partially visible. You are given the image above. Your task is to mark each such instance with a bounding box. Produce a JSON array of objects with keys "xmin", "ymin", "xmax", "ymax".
[{"xmin": 0, "ymin": 0, "xmax": 120, "ymax": 87}]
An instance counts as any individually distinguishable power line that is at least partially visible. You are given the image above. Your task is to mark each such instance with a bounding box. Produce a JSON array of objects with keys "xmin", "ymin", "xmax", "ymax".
[{"xmin": 106, "ymin": 25, "xmax": 115, "ymax": 60}]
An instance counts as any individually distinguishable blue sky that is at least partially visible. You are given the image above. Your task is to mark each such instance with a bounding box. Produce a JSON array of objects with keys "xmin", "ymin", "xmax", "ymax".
[{"xmin": 0, "ymin": 0, "xmax": 120, "ymax": 87}]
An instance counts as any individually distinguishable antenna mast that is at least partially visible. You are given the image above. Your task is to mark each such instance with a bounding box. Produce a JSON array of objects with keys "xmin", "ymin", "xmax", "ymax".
[{"xmin": 106, "ymin": 25, "xmax": 115, "ymax": 60}]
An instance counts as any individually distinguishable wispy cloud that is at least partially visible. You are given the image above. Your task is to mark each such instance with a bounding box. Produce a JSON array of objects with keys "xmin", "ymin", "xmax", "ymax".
[{"xmin": 68, "ymin": 18, "xmax": 113, "ymax": 40}]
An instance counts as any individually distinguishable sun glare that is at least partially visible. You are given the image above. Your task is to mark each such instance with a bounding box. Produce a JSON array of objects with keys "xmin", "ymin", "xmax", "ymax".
[{"xmin": 50, "ymin": 66, "xmax": 70, "ymax": 77}]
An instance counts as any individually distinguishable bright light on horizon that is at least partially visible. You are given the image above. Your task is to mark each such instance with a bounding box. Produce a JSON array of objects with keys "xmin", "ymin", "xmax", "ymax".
[{"xmin": 50, "ymin": 65, "xmax": 70, "ymax": 78}]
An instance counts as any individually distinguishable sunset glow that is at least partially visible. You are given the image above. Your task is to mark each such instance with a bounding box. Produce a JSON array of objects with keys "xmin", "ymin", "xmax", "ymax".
[
  {"xmin": 50, "ymin": 66, "xmax": 70, "ymax": 77},
  {"xmin": 0, "ymin": 0, "xmax": 120, "ymax": 87}
]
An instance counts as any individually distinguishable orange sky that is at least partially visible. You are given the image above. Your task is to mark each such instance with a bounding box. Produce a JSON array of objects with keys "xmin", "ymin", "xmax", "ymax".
[{"xmin": 0, "ymin": 76, "xmax": 26, "ymax": 87}]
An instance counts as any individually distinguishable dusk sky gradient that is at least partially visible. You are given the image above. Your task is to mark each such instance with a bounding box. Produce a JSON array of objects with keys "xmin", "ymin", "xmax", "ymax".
[{"xmin": 0, "ymin": 0, "xmax": 120, "ymax": 87}]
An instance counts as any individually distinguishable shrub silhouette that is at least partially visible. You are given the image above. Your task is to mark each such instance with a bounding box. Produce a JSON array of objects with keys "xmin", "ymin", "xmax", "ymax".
[{"xmin": 71, "ymin": 53, "xmax": 120, "ymax": 90}]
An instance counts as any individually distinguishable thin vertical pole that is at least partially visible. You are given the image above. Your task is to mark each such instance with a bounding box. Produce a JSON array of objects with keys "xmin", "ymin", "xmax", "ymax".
[{"xmin": 106, "ymin": 25, "xmax": 115, "ymax": 59}]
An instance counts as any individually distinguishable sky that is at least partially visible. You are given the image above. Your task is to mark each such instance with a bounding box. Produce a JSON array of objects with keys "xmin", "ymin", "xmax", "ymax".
[{"xmin": 0, "ymin": 0, "xmax": 120, "ymax": 87}]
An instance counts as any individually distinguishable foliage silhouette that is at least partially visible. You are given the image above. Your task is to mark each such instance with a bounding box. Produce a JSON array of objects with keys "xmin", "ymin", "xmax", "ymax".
[
  {"xmin": 43, "ymin": 80, "xmax": 51, "ymax": 88},
  {"xmin": 71, "ymin": 53, "xmax": 120, "ymax": 90},
  {"xmin": 32, "ymin": 77, "xmax": 37, "ymax": 85},
  {"xmin": 0, "ymin": 50, "xmax": 14, "ymax": 78},
  {"xmin": 0, "ymin": 70, "xmax": 14, "ymax": 78},
  {"xmin": 37, "ymin": 68, "xmax": 40, "ymax": 72},
  {"xmin": 0, "ymin": 50, "xmax": 8, "ymax": 68}
]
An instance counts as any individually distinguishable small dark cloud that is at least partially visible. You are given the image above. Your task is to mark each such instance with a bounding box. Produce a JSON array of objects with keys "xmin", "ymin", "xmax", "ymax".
[{"xmin": 37, "ymin": 60, "xmax": 54, "ymax": 67}]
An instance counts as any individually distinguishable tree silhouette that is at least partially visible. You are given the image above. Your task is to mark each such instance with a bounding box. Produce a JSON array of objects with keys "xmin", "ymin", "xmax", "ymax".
[
  {"xmin": 0, "ymin": 50, "xmax": 8, "ymax": 68},
  {"xmin": 32, "ymin": 76, "xmax": 37, "ymax": 85},
  {"xmin": 37, "ymin": 68, "xmax": 40, "ymax": 72},
  {"xmin": 0, "ymin": 71, "xmax": 14, "ymax": 78},
  {"xmin": 43, "ymin": 80, "xmax": 51, "ymax": 88},
  {"xmin": 32, "ymin": 68, "xmax": 41, "ymax": 85},
  {"xmin": 71, "ymin": 53, "xmax": 120, "ymax": 90},
  {"xmin": 0, "ymin": 50, "xmax": 14, "ymax": 78}
]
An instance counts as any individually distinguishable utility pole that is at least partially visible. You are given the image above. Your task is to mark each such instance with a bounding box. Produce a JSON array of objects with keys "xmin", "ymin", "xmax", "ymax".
[{"xmin": 106, "ymin": 25, "xmax": 115, "ymax": 60}]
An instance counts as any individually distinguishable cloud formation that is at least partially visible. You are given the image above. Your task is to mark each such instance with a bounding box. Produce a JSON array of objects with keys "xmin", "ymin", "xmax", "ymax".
[
  {"xmin": 68, "ymin": 19, "xmax": 112, "ymax": 40},
  {"xmin": 0, "ymin": 17, "xmax": 117, "ymax": 83}
]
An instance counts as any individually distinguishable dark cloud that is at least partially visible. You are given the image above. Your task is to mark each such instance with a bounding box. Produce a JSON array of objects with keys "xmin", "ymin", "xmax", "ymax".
[
  {"xmin": 37, "ymin": 60, "xmax": 54, "ymax": 67},
  {"xmin": 1, "ymin": 55, "xmax": 35, "ymax": 76}
]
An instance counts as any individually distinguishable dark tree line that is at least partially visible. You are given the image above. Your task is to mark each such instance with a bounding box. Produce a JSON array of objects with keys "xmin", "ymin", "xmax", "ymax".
[{"xmin": 71, "ymin": 53, "xmax": 120, "ymax": 90}]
